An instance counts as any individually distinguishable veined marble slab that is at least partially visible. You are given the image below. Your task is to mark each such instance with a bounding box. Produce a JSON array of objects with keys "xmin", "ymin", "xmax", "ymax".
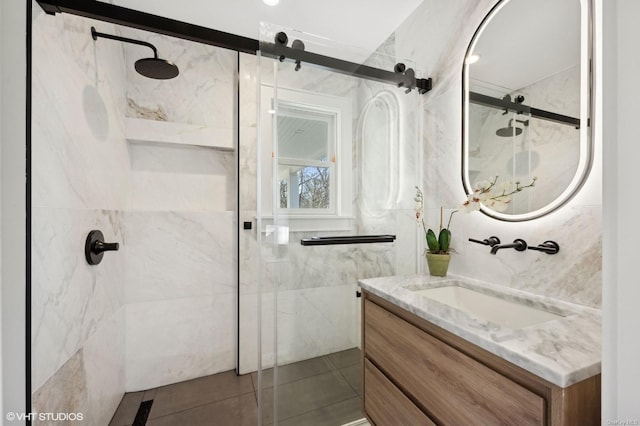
[
  {"xmin": 125, "ymin": 117, "xmax": 233, "ymax": 150},
  {"xmin": 358, "ymin": 274, "xmax": 601, "ymax": 388}
]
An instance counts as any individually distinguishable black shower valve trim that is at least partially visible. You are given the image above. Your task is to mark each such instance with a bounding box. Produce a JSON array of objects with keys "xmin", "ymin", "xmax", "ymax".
[{"xmin": 85, "ymin": 230, "xmax": 119, "ymax": 265}]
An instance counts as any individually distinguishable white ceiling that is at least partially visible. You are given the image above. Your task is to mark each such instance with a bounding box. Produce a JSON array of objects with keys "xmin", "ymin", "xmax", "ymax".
[{"xmin": 110, "ymin": 0, "xmax": 424, "ymax": 57}]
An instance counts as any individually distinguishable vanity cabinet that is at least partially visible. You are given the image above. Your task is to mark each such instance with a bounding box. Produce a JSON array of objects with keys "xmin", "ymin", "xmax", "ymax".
[{"xmin": 361, "ymin": 291, "xmax": 600, "ymax": 425}]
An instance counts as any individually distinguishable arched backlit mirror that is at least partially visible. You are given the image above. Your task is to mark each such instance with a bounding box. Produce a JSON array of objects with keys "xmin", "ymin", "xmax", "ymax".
[{"xmin": 462, "ymin": 0, "xmax": 592, "ymax": 221}]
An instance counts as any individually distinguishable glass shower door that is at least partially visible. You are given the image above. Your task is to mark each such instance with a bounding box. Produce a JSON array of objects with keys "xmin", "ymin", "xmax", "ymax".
[{"xmin": 256, "ymin": 24, "xmax": 423, "ymax": 425}]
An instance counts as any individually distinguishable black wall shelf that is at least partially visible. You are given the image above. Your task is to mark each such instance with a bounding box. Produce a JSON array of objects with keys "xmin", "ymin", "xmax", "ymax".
[{"xmin": 300, "ymin": 235, "xmax": 396, "ymax": 246}]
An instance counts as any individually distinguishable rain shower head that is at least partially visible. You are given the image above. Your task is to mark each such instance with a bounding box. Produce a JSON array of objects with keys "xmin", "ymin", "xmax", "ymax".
[
  {"xmin": 91, "ymin": 27, "xmax": 179, "ymax": 80},
  {"xmin": 496, "ymin": 118, "xmax": 529, "ymax": 137},
  {"xmin": 134, "ymin": 57, "xmax": 179, "ymax": 80},
  {"xmin": 496, "ymin": 124, "xmax": 522, "ymax": 137}
]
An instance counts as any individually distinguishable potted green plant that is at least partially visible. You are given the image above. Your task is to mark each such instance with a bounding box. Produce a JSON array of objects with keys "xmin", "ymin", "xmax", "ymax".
[{"xmin": 415, "ymin": 188, "xmax": 455, "ymax": 276}]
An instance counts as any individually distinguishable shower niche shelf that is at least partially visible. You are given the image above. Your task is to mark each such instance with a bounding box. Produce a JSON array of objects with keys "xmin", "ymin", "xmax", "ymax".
[{"xmin": 125, "ymin": 117, "xmax": 234, "ymax": 150}]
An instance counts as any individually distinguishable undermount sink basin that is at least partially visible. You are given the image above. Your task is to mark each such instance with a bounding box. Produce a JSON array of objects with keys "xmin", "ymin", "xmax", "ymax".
[{"xmin": 412, "ymin": 285, "xmax": 565, "ymax": 329}]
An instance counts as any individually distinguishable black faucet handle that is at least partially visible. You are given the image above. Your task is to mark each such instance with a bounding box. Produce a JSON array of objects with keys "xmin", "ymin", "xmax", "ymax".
[
  {"xmin": 85, "ymin": 230, "xmax": 120, "ymax": 265},
  {"xmin": 92, "ymin": 240, "xmax": 120, "ymax": 254},
  {"xmin": 513, "ymin": 238, "xmax": 528, "ymax": 251},
  {"xmin": 468, "ymin": 237, "xmax": 488, "ymax": 245},
  {"xmin": 528, "ymin": 240, "xmax": 560, "ymax": 255},
  {"xmin": 468, "ymin": 236, "xmax": 501, "ymax": 247},
  {"xmin": 486, "ymin": 236, "xmax": 501, "ymax": 246}
]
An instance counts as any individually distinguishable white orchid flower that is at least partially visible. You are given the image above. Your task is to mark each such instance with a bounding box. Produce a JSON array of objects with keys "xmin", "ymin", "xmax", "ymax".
[
  {"xmin": 497, "ymin": 180, "xmax": 512, "ymax": 191},
  {"xmin": 459, "ymin": 200, "xmax": 481, "ymax": 213},
  {"xmin": 490, "ymin": 199, "xmax": 510, "ymax": 212},
  {"xmin": 414, "ymin": 187, "xmax": 424, "ymax": 221},
  {"xmin": 474, "ymin": 179, "xmax": 492, "ymax": 191}
]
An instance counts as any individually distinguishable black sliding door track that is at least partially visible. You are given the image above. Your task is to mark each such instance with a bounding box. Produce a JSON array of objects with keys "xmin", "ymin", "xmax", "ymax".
[
  {"xmin": 37, "ymin": 0, "xmax": 259, "ymax": 53},
  {"xmin": 36, "ymin": 0, "xmax": 432, "ymax": 93},
  {"xmin": 469, "ymin": 91, "xmax": 581, "ymax": 128}
]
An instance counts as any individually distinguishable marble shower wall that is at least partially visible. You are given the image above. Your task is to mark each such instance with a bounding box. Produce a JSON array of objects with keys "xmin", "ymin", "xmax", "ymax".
[
  {"xmin": 31, "ymin": 8, "xmax": 128, "ymax": 425},
  {"xmin": 119, "ymin": 30, "xmax": 238, "ymax": 391},
  {"xmin": 33, "ymin": 13, "xmax": 240, "ymax": 416},
  {"xmin": 390, "ymin": 0, "xmax": 602, "ymax": 308},
  {"xmin": 123, "ymin": 211, "xmax": 237, "ymax": 390}
]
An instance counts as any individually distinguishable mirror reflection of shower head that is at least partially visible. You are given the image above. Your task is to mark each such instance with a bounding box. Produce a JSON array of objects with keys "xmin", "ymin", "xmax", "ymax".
[
  {"xmin": 91, "ymin": 27, "xmax": 179, "ymax": 80},
  {"xmin": 496, "ymin": 118, "xmax": 529, "ymax": 137}
]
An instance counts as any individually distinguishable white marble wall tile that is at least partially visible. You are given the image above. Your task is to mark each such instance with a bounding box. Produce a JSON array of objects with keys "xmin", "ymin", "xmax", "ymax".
[
  {"xmin": 32, "ymin": 349, "xmax": 88, "ymax": 426},
  {"xmin": 32, "ymin": 13, "xmax": 130, "ymax": 211},
  {"xmin": 394, "ymin": 0, "xmax": 496, "ymax": 96},
  {"xmin": 355, "ymin": 244, "xmax": 396, "ymax": 281},
  {"xmin": 32, "ymin": 308, "xmax": 124, "ymax": 426},
  {"xmin": 132, "ymin": 183, "xmax": 233, "ymax": 217},
  {"xmin": 237, "ymin": 53, "xmax": 260, "ymax": 374},
  {"xmin": 239, "ymin": 127, "xmax": 258, "ymax": 211},
  {"xmin": 278, "ymin": 237, "xmax": 359, "ymax": 291},
  {"xmin": 124, "ymin": 211, "xmax": 236, "ymax": 304},
  {"xmin": 392, "ymin": 209, "xmax": 422, "ymax": 275},
  {"xmin": 119, "ymin": 27, "xmax": 236, "ymax": 129},
  {"xmin": 128, "ymin": 140, "xmax": 233, "ymax": 174},
  {"xmin": 275, "ymin": 285, "xmax": 359, "ymax": 365},
  {"xmin": 117, "ymin": 32, "xmax": 239, "ymax": 387},
  {"xmin": 125, "ymin": 295, "xmax": 235, "ymax": 391},
  {"xmin": 128, "ymin": 140, "xmax": 235, "ymax": 212},
  {"xmin": 130, "ymin": 171, "xmax": 233, "ymax": 212},
  {"xmin": 238, "ymin": 291, "xmax": 274, "ymax": 375},
  {"xmin": 31, "ymin": 207, "xmax": 125, "ymax": 391},
  {"xmin": 240, "ymin": 54, "xmax": 259, "ymax": 129},
  {"xmin": 79, "ymin": 309, "xmax": 125, "ymax": 425},
  {"xmin": 241, "ymin": 284, "xmax": 361, "ymax": 374},
  {"xmin": 32, "ymin": 9, "xmax": 130, "ymax": 425},
  {"xmin": 528, "ymin": 65, "xmax": 581, "ymax": 116},
  {"xmin": 238, "ymin": 210, "xmax": 267, "ymax": 295}
]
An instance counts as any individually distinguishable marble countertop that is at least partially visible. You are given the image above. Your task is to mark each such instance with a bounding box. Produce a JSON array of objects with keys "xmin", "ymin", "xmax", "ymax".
[{"xmin": 358, "ymin": 274, "xmax": 601, "ymax": 388}]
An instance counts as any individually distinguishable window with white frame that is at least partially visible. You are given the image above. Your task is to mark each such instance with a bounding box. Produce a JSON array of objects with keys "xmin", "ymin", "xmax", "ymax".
[
  {"xmin": 277, "ymin": 104, "xmax": 336, "ymax": 212},
  {"xmin": 260, "ymin": 86, "xmax": 353, "ymax": 231}
]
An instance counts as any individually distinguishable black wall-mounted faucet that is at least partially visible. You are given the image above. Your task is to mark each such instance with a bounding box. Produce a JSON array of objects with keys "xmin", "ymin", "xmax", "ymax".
[
  {"xmin": 469, "ymin": 236, "xmax": 501, "ymax": 247},
  {"xmin": 490, "ymin": 239, "xmax": 527, "ymax": 255}
]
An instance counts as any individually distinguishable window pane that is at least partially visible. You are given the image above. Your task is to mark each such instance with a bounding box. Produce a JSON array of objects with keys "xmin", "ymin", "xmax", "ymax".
[
  {"xmin": 278, "ymin": 112, "xmax": 331, "ymax": 161},
  {"xmin": 278, "ymin": 165, "xmax": 330, "ymax": 209}
]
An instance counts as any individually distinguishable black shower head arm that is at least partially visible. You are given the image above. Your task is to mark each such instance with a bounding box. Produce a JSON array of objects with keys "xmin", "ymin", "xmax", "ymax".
[
  {"xmin": 507, "ymin": 118, "xmax": 530, "ymax": 128},
  {"xmin": 91, "ymin": 26, "xmax": 158, "ymax": 58}
]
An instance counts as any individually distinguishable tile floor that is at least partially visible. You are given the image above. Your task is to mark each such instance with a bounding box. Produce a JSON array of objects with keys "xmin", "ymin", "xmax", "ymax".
[{"xmin": 109, "ymin": 348, "xmax": 363, "ymax": 426}]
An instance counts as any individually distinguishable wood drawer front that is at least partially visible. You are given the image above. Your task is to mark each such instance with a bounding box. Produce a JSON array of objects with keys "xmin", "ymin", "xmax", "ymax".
[
  {"xmin": 364, "ymin": 299, "xmax": 545, "ymax": 425},
  {"xmin": 364, "ymin": 358, "xmax": 436, "ymax": 426}
]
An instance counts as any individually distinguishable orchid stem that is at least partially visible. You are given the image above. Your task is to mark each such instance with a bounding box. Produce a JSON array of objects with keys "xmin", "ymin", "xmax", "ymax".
[{"xmin": 447, "ymin": 210, "xmax": 458, "ymax": 229}]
